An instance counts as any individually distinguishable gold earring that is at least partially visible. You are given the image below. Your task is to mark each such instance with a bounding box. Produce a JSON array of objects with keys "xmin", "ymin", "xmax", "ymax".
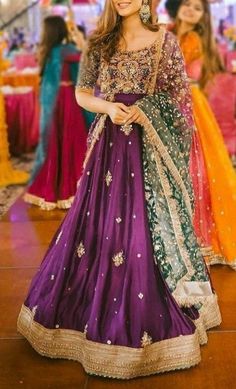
[{"xmin": 139, "ymin": 0, "xmax": 151, "ymax": 24}]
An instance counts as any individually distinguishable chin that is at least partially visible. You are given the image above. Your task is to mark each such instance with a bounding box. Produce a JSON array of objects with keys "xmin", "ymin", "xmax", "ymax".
[
  {"xmin": 117, "ymin": 11, "xmax": 132, "ymax": 17},
  {"xmin": 116, "ymin": 8, "xmax": 135, "ymax": 17},
  {"xmin": 181, "ymin": 17, "xmax": 195, "ymax": 25}
]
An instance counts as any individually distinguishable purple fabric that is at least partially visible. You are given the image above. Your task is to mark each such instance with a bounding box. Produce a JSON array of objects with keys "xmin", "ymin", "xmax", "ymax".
[{"xmin": 25, "ymin": 93, "xmax": 196, "ymax": 348}]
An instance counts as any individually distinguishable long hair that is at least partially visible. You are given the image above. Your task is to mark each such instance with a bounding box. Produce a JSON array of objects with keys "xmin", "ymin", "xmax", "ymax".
[
  {"xmin": 87, "ymin": 0, "xmax": 159, "ymax": 62},
  {"xmin": 175, "ymin": 0, "xmax": 224, "ymax": 88},
  {"xmin": 165, "ymin": 0, "xmax": 181, "ymax": 19},
  {"xmin": 39, "ymin": 16, "xmax": 69, "ymax": 74}
]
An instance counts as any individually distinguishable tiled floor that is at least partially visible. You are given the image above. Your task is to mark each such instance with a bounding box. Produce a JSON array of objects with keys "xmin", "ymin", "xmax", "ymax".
[{"xmin": 1, "ymin": 198, "xmax": 236, "ymax": 389}]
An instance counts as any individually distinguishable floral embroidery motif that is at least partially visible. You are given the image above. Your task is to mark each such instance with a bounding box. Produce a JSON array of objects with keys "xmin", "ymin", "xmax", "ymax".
[
  {"xmin": 77, "ymin": 242, "xmax": 85, "ymax": 258},
  {"xmin": 141, "ymin": 331, "xmax": 153, "ymax": 347},
  {"xmin": 105, "ymin": 170, "xmax": 112, "ymax": 187},
  {"xmin": 116, "ymin": 217, "xmax": 122, "ymax": 224},
  {"xmin": 77, "ymin": 28, "xmax": 165, "ymax": 97},
  {"xmin": 138, "ymin": 293, "xmax": 144, "ymax": 299},
  {"xmin": 120, "ymin": 124, "xmax": 133, "ymax": 136},
  {"xmin": 112, "ymin": 251, "xmax": 125, "ymax": 267}
]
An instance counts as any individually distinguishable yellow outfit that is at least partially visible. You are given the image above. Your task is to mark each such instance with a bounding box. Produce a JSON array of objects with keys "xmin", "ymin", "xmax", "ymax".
[
  {"xmin": 0, "ymin": 50, "xmax": 29, "ymax": 187},
  {"xmin": 180, "ymin": 31, "xmax": 236, "ymax": 269}
]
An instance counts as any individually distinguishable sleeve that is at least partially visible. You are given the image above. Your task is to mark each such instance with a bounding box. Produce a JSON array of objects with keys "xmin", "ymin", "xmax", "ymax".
[
  {"xmin": 76, "ymin": 45, "xmax": 100, "ymax": 90},
  {"xmin": 181, "ymin": 32, "xmax": 203, "ymax": 81},
  {"xmin": 156, "ymin": 31, "xmax": 194, "ymax": 128},
  {"xmin": 180, "ymin": 31, "xmax": 203, "ymax": 65}
]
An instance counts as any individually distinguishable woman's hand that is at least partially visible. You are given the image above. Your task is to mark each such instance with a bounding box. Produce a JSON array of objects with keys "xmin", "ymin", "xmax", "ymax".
[
  {"xmin": 68, "ymin": 24, "xmax": 86, "ymax": 51},
  {"xmin": 123, "ymin": 105, "xmax": 146, "ymax": 126},
  {"xmin": 106, "ymin": 102, "xmax": 130, "ymax": 125}
]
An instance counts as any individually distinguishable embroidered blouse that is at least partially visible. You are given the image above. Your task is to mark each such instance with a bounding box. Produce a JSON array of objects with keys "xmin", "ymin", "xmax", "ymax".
[{"xmin": 77, "ymin": 28, "xmax": 193, "ymax": 127}]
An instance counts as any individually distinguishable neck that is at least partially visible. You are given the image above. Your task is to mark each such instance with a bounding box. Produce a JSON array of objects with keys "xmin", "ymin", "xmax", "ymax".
[
  {"xmin": 121, "ymin": 13, "xmax": 145, "ymax": 37},
  {"xmin": 177, "ymin": 21, "xmax": 194, "ymax": 39}
]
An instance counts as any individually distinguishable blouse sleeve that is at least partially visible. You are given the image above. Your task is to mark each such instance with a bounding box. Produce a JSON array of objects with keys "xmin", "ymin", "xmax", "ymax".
[
  {"xmin": 180, "ymin": 31, "xmax": 203, "ymax": 82},
  {"xmin": 76, "ymin": 45, "xmax": 100, "ymax": 90},
  {"xmin": 156, "ymin": 31, "xmax": 194, "ymax": 128},
  {"xmin": 180, "ymin": 31, "xmax": 203, "ymax": 65}
]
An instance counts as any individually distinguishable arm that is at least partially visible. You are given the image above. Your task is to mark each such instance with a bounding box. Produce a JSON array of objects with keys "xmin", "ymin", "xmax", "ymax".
[
  {"xmin": 76, "ymin": 88, "xmax": 113, "ymax": 115},
  {"xmin": 76, "ymin": 89, "xmax": 130, "ymax": 123},
  {"xmin": 75, "ymin": 47, "xmax": 130, "ymax": 123}
]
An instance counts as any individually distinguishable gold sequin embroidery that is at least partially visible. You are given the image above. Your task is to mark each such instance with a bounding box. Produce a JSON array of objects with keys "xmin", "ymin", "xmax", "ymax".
[
  {"xmin": 141, "ymin": 331, "xmax": 153, "ymax": 347},
  {"xmin": 105, "ymin": 170, "xmax": 112, "ymax": 187},
  {"xmin": 77, "ymin": 242, "xmax": 85, "ymax": 258},
  {"xmin": 120, "ymin": 124, "xmax": 133, "ymax": 136},
  {"xmin": 112, "ymin": 251, "xmax": 125, "ymax": 267}
]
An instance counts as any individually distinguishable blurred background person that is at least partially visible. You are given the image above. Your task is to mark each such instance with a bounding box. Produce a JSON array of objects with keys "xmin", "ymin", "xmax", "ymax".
[
  {"xmin": 24, "ymin": 15, "xmax": 90, "ymax": 210},
  {"xmin": 171, "ymin": 0, "xmax": 236, "ymax": 269},
  {"xmin": 165, "ymin": 0, "xmax": 181, "ymax": 23}
]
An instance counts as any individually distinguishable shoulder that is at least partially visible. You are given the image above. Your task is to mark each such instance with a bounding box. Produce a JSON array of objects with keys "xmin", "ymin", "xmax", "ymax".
[
  {"xmin": 160, "ymin": 29, "xmax": 181, "ymax": 57},
  {"xmin": 162, "ymin": 29, "xmax": 179, "ymax": 48},
  {"xmin": 83, "ymin": 42, "xmax": 101, "ymax": 62}
]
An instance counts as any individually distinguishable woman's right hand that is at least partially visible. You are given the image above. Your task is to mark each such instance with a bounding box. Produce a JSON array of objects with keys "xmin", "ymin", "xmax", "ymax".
[{"xmin": 106, "ymin": 102, "xmax": 130, "ymax": 125}]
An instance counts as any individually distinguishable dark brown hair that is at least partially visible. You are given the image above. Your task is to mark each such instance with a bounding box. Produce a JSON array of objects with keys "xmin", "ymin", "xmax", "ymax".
[
  {"xmin": 87, "ymin": 0, "xmax": 159, "ymax": 62},
  {"xmin": 39, "ymin": 15, "xmax": 69, "ymax": 74}
]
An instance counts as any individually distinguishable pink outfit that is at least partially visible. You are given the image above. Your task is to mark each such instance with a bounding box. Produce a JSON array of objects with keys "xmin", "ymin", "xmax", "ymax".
[{"xmin": 206, "ymin": 73, "xmax": 236, "ymax": 158}]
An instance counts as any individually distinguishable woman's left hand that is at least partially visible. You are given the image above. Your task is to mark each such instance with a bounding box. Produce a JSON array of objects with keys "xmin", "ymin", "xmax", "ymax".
[
  {"xmin": 68, "ymin": 24, "xmax": 86, "ymax": 51},
  {"xmin": 124, "ymin": 105, "xmax": 146, "ymax": 126}
]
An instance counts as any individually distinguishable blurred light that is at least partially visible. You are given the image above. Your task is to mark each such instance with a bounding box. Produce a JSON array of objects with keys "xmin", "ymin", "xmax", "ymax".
[{"xmin": 0, "ymin": 0, "xmax": 11, "ymax": 5}]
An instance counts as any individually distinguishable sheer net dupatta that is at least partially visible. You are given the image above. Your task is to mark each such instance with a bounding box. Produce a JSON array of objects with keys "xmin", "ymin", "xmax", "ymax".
[{"xmin": 135, "ymin": 33, "xmax": 221, "ymax": 332}]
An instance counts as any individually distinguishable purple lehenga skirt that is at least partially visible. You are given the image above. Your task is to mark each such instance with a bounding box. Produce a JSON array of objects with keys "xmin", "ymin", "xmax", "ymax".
[{"xmin": 17, "ymin": 94, "xmax": 201, "ymax": 379}]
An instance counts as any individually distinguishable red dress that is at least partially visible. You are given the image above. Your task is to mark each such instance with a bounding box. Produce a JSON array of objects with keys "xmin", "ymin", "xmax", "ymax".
[
  {"xmin": 25, "ymin": 53, "xmax": 88, "ymax": 210},
  {"xmin": 206, "ymin": 73, "xmax": 236, "ymax": 161}
]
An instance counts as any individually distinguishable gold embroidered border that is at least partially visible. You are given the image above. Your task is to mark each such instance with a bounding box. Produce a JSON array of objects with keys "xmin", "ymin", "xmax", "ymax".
[
  {"xmin": 83, "ymin": 114, "xmax": 107, "ymax": 169},
  {"xmin": 198, "ymin": 294, "xmax": 222, "ymax": 331},
  {"xmin": 178, "ymin": 294, "xmax": 221, "ymax": 345},
  {"xmin": 200, "ymin": 245, "xmax": 236, "ymax": 270},
  {"xmin": 147, "ymin": 27, "xmax": 166, "ymax": 95},
  {"xmin": 154, "ymin": 151, "xmax": 195, "ymax": 279},
  {"xmin": 207, "ymin": 253, "xmax": 236, "ymax": 270},
  {"xmin": 136, "ymin": 106, "xmax": 193, "ymax": 217},
  {"xmin": 24, "ymin": 193, "xmax": 74, "ymax": 211},
  {"xmin": 17, "ymin": 305, "xmax": 201, "ymax": 379}
]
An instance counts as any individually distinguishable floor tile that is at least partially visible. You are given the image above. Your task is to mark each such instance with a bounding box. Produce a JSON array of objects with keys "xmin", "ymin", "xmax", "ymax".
[{"xmin": 0, "ymin": 339, "xmax": 87, "ymax": 389}]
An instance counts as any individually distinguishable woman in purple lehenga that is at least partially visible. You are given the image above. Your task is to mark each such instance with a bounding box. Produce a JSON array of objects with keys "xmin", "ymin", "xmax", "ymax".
[{"xmin": 17, "ymin": 0, "xmax": 221, "ymax": 379}]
